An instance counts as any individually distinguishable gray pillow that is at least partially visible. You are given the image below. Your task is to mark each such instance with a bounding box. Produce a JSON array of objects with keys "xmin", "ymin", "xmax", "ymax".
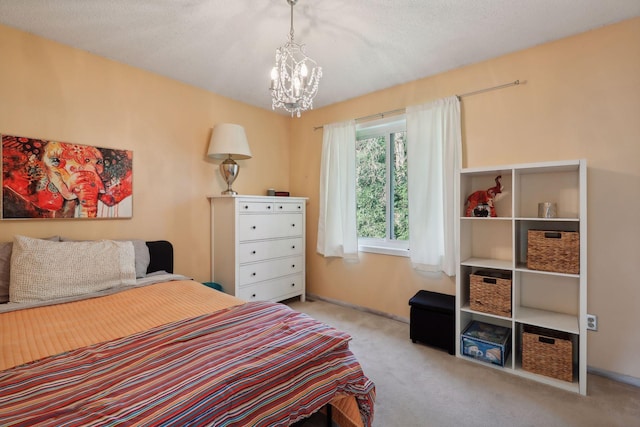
[
  {"xmin": 0, "ymin": 242, "xmax": 12, "ymax": 303},
  {"xmin": 129, "ymin": 239, "xmax": 151, "ymax": 279}
]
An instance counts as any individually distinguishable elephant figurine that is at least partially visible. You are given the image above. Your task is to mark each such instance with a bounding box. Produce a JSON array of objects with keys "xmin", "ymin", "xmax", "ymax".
[{"xmin": 465, "ymin": 175, "xmax": 503, "ymax": 217}]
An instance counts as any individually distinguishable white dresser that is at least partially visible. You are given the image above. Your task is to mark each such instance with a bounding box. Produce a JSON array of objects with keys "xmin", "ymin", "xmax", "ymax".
[{"xmin": 209, "ymin": 195, "xmax": 307, "ymax": 303}]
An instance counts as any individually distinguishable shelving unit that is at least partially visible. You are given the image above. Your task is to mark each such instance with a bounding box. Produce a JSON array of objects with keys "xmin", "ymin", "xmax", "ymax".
[{"xmin": 455, "ymin": 159, "xmax": 587, "ymax": 395}]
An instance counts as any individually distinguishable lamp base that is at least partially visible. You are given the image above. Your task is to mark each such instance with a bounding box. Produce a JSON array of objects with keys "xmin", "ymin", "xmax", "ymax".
[{"xmin": 219, "ymin": 157, "xmax": 240, "ymax": 195}]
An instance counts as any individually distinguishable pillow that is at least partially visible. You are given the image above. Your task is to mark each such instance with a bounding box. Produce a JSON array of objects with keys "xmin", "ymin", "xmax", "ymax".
[
  {"xmin": 9, "ymin": 236, "xmax": 136, "ymax": 303},
  {"xmin": 128, "ymin": 240, "xmax": 151, "ymax": 279},
  {"xmin": 0, "ymin": 236, "xmax": 61, "ymax": 303},
  {"xmin": 60, "ymin": 237, "xmax": 150, "ymax": 278},
  {"xmin": 0, "ymin": 242, "xmax": 12, "ymax": 303}
]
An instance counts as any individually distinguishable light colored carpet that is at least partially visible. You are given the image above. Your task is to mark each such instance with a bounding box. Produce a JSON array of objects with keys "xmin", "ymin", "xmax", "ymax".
[{"xmin": 287, "ymin": 298, "xmax": 640, "ymax": 427}]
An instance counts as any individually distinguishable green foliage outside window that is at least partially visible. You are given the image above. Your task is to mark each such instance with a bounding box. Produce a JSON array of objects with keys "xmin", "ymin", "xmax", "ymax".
[
  {"xmin": 356, "ymin": 136, "xmax": 386, "ymax": 238},
  {"xmin": 392, "ymin": 132, "xmax": 409, "ymax": 240},
  {"xmin": 356, "ymin": 130, "xmax": 408, "ymax": 241}
]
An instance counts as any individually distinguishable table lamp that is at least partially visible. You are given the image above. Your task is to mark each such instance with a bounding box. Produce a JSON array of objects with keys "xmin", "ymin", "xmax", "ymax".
[{"xmin": 207, "ymin": 124, "xmax": 252, "ymax": 195}]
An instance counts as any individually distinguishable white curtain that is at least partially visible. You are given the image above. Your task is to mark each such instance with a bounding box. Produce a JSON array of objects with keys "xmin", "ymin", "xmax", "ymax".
[
  {"xmin": 317, "ymin": 120, "xmax": 359, "ymax": 260},
  {"xmin": 406, "ymin": 96, "xmax": 461, "ymax": 275}
]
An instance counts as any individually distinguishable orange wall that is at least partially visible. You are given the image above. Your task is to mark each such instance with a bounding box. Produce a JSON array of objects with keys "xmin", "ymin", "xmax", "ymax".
[
  {"xmin": 0, "ymin": 24, "xmax": 290, "ymax": 282},
  {"xmin": 1, "ymin": 17, "xmax": 639, "ymax": 380},
  {"xmin": 290, "ymin": 17, "xmax": 640, "ymax": 379}
]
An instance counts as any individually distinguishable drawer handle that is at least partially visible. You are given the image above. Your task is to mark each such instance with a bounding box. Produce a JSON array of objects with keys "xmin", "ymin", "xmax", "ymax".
[
  {"xmin": 244, "ymin": 205, "xmax": 249, "ymax": 209},
  {"xmin": 252, "ymin": 293, "xmax": 256, "ymax": 298},
  {"xmin": 539, "ymin": 336, "xmax": 555, "ymax": 345},
  {"xmin": 291, "ymin": 224, "xmax": 296, "ymax": 227},
  {"xmin": 251, "ymin": 226, "xmax": 257, "ymax": 230},
  {"xmin": 251, "ymin": 272, "xmax": 256, "ymax": 277},
  {"xmin": 278, "ymin": 205, "xmax": 283, "ymax": 209},
  {"xmin": 251, "ymin": 250, "xmax": 256, "ymax": 255},
  {"xmin": 291, "ymin": 264, "xmax": 296, "ymax": 268},
  {"xmin": 291, "ymin": 245, "xmax": 295, "ymax": 249},
  {"xmin": 297, "ymin": 206, "xmax": 301, "ymax": 209},
  {"xmin": 483, "ymin": 278, "xmax": 497, "ymax": 284},
  {"xmin": 291, "ymin": 283, "xmax": 296, "ymax": 287},
  {"xmin": 267, "ymin": 205, "xmax": 271, "ymax": 209}
]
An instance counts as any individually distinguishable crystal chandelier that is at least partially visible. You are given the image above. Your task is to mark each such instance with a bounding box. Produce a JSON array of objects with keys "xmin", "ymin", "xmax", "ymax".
[{"xmin": 270, "ymin": 0, "xmax": 322, "ymax": 118}]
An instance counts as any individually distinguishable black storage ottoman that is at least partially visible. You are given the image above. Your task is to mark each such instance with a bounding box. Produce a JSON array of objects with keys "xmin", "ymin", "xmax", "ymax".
[{"xmin": 409, "ymin": 290, "xmax": 455, "ymax": 355}]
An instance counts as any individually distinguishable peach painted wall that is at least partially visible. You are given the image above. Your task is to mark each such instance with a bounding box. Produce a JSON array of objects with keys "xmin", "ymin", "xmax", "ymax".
[
  {"xmin": 1, "ymin": 17, "xmax": 638, "ymax": 380},
  {"xmin": 290, "ymin": 17, "xmax": 640, "ymax": 379},
  {"xmin": 0, "ymin": 24, "xmax": 290, "ymax": 283}
]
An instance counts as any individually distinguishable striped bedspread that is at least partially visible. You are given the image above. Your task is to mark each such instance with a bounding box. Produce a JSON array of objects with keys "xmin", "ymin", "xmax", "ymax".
[{"xmin": 0, "ymin": 301, "xmax": 375, "ymax": 426}]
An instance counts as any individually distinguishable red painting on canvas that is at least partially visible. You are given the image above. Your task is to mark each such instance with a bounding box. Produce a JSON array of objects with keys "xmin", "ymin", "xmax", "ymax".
[{"xmin": 2, "ymin": 134, "xmax": 133, "ymax": 219}]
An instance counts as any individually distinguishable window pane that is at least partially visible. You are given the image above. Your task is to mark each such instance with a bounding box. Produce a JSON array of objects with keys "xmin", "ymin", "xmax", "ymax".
[
  {"xmin": 356, "ymin": 136, "xmax": 386, "ymax": 239},
  {"xmin": 392, "ymin": 131, "xmax": 408, "ymax": 240}
]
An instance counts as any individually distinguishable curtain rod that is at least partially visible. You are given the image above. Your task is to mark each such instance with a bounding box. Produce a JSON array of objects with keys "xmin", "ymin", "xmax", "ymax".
[{"xmin": 313, "ymin": 79, "xmax": 522, "ymax": 131}]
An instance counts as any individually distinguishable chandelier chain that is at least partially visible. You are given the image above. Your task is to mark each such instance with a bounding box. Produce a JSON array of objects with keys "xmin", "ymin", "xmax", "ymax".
[{"xmin": 289, "ymin": 0, "xmax": 295, "ymax": 41}]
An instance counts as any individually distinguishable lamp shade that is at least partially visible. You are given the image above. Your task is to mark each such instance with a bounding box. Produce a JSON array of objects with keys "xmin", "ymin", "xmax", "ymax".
[{"xmin": 207, "ymin": 123, "xmax": 252, "ymax": 160}]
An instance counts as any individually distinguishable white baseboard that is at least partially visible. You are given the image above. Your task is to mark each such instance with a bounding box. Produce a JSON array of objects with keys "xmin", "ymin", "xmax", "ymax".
[
  {"xmin": 306, "ymin": 293, "xmax": 640, "ymax": 390},
  {"xmin": 305, "ymin": 293, "xmax": 410, "ymax": 324},
  {"xmin": 588, "ymin": 366, "xmax": 640, "ymax": 388}
]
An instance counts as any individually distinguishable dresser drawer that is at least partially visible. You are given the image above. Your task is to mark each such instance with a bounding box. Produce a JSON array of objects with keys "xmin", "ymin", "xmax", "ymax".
[
  {"xmin": 238, "ymin": 256, "xmax": 303, "ymax": 286},
  {"xmin": 238, "ymin": 201, "xmax": 274, "ymax": 213},
  {"xmin": 273, "ymin": 201, "xmax": 304, "ymax": 212},
  {"xmin": 238, "ymin": 213, "xmax": 302, "ymax": 241},
  {"xmin": 237, "ymin": 274, "xmax": 304, "ymax": 302},
  {"xmin": 238, "ymin": 237, "xmax": 303, "ymax": 264}
]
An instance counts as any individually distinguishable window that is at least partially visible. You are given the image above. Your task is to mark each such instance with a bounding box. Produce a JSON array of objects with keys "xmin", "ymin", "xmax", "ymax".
[{"xmin": 355, "ymin": 116, "xmax": 409, "ymax": 256}]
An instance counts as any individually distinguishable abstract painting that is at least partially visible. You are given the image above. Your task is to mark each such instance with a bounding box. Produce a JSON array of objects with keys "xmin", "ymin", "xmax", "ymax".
[{"xmin": 2, "ymin": 134, "xmax": 133, "ymax": 219}]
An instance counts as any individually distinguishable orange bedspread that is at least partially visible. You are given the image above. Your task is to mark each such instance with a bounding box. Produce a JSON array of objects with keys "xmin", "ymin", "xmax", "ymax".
[
  {"xmin": 0, "ymin": 280, "xmax": 243, "ymax": 371},
  {"xmin": 0, "ymin": 280, "xmax": 367, "ymax": 427}
]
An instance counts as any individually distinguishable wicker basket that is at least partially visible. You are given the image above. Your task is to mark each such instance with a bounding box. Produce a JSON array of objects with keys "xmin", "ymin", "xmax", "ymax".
[
  {"xmin": 470, "ymin": 270, "xmax": 512, "ymax": 317},
  {"xmin": 527, "ymin": 230, "xmax": 579, "ymax": 274},
  {"xmin": 522, "ymin": 326, "xmax": 573, "ymax": 382}
]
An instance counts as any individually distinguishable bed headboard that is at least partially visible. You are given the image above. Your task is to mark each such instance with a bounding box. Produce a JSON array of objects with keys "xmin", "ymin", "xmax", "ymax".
[{"xmin": 145, "ymin": 240, "xmax": 173, "ymax": 274}]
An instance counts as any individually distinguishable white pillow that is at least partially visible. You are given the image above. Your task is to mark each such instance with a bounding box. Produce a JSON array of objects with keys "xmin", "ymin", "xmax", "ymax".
[
  {"xmin": 0, "ymin": 236, "xmax": 61, "ymax": 303},
  {"xmin": 9, "ymin": 236, "xmax": 136, "ymax": 303},
  {"xmin": 60, "ymin": 237, "xmax": 150, "ymax": 278}
]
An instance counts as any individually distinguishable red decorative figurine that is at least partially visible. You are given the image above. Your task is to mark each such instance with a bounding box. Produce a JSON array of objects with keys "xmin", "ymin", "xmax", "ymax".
[{"xmin": 465, "ymin": 175, "xmax": 503, "ymax": 217}]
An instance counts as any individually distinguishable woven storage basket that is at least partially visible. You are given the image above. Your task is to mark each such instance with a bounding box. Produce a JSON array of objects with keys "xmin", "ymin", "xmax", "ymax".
[
  {"xmin": 522, "ymin": 326, "xmax": 573, "ymax": 382},
  {"xmin": 470, "ymin": 271, "xmax": 512, "ymax": 317},
  {"xmin": 527, "ymin": 230, "xmax": 579, "ymax": 274}
]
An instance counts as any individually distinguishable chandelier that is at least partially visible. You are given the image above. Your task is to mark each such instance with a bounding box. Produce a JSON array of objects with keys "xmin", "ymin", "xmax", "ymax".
[{"xmin": 270, "ymin": 0, "xmax": 322, "ymax": 118}]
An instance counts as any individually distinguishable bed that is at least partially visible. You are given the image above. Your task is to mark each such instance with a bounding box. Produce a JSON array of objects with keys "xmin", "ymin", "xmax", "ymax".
[{"xmin": 0, "ymin": 236, "xmax": 375, "ymax": 426}]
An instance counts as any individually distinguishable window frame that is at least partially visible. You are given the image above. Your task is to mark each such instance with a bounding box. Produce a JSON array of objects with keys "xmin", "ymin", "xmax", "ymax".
[{"xmin": 355, "ymin": 115, "xmax": 409, "ymax": 258}]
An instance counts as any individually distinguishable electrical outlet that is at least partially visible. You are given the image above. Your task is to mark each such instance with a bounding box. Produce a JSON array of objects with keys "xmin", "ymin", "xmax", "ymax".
[{"xmin": 586, "ymin": 314, "xmax": 598, "ymax": 331}]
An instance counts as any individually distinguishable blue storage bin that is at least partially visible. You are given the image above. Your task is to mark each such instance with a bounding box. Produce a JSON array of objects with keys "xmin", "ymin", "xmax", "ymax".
[{"xmin": 461, "ymin": 321, "xmax": 511, "ymax": 367}]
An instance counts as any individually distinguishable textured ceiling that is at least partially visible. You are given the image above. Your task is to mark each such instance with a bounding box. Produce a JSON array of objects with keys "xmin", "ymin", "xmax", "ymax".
[{"xmin": 0, "ymin": 0, "xmax": 638, "ymax": 115}]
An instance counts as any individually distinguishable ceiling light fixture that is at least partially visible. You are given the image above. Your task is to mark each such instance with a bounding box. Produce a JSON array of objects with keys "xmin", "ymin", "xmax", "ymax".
[{"xmin": 270, "ymin": 0, "xmax": 322, "ymax": 118}]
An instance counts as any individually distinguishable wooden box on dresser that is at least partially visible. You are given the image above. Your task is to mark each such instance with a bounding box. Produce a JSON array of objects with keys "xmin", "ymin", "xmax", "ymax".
[
  {"xmin": 209, "ymin": 195, "xmax": 307, "ymax": 303},
  {"xmin": 455, "ymin": 160, "xmax": 587, "ymax": 395}
]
